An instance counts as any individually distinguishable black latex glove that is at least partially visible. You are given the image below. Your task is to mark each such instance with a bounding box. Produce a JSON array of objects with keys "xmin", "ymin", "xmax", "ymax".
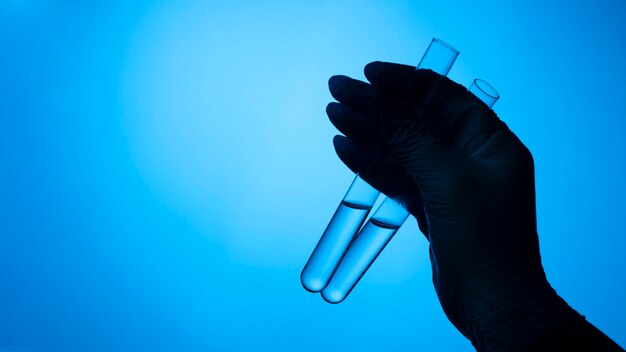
[{"xmin": 326, "ymin": 62, "xmax": 582, "ymax": 352}]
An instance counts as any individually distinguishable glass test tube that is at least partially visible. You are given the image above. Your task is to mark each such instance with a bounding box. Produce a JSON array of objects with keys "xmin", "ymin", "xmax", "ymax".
[
  {"xmin": 322, "ymin": 78, "xmax": 501, "ymax": 303},
  {"xmin": 301, "ymin": 175, "xmax": 378, "ymax": 292},
  {"xmin": 469, "ymin": 78, "xmax": 500, "ymax": 108},
  {"xmin": 301, "ymin": 38, "xmax": 459, "ymax": 293},
  {"xmin": 322, "ymin": 197, "xmax": 409, "ymax": 303}
]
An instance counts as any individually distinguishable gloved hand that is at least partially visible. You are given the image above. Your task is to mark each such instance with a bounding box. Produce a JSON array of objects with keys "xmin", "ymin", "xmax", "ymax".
[{"xmin": 326, "ymin": 62, "xmax": 581, "ymax": 352}]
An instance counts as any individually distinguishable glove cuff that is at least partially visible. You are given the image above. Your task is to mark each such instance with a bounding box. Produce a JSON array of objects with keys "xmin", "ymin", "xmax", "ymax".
[{"xmin": 449, "ymin": 269, "xmax": 581, "ymax": 352}]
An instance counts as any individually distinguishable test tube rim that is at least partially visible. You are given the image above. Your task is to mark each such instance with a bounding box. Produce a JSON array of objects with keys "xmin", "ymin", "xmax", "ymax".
[
  {"xmin": 430, "ymin": 38, "xmax": 459, "ymax": 55},
  {"xmin": 472, "ymin": 78, "xmax": 500, "ymax": 100}
]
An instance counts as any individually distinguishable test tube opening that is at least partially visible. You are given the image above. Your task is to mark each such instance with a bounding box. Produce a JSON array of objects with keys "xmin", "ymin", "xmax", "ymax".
[
  {"xmin": 473, "ymin": 79, "xmax": 499, "ymax": 100},
  {"xmin": 469, "ymin": 78, "xmax": 500, "ymax": 108},
  {"xmin": 416, "ymin": 38, "xmax": 460, "ymax": 76},
  {"xmin": 431, "ymin": 38, "xmax": 458, "ymax": 53}
]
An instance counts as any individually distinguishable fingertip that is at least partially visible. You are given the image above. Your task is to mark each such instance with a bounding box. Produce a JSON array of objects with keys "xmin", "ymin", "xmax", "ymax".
[
  {"xmin": 332, "ymin": 135, "xmax": 368, "ymax": 174},
  {"xmin": 332, "ymin": 134, "xmax": 349, "ymax": 152},
  {"xmin": 328, "ymin": 75, "xmax": 346, "ymax": 96},
  {"xmin": 326, "ymin": 102, "xmax": 340, "ymax": 116},
  {"xmin": 326, "ymin": 102, "xmax": 344, "ymax": 130},
  {"xmin": 364, "ymin": 61, "xmax": 416, "ymax": 92},
  {"xmin": 364, "ymin": 61, "xmax": 383, "ymax": 82}
]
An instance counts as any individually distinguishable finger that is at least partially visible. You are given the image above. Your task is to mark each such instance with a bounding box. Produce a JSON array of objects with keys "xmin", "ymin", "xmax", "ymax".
[
  {"xmin": 389, "ymin": 119, "xmax": 462, "ymax": 195},
  {"xmin": 328, "ymin": 75, "xmax": 378, "ymax": 114},
  {"xmin": 333, "ymin": 135, "xmax": 430, "ymax": 239},
  {"xmin": 326, "ymin": 102, "xmax": 379, "ymax": 147},
  {"xmin": 333, "ymin": 135, "xmax": 369, "ymax": 174},
  {"xmin": 365, "ymin": 62, "xmax": 505, "ymax": 157},
  {"xmin": 414, "ymin": 203, "xmax": 429, "ymax": 240},
  {"xmin": 364, "ymin": 61, "xmax": 416, "ymax": 96},
  {"xmin": 407, "ymin": 70, "xmax": 504, "ymax": 158}
]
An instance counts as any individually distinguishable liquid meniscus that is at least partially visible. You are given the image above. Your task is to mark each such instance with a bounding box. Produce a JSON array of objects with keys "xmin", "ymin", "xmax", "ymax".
[
  {"xmin": 301, "ymin": 201, "xmax": 371, "ymax": 292},
  {"xmin": 321, "ymin": 218, "xmax": 399, "ymax": 303}
]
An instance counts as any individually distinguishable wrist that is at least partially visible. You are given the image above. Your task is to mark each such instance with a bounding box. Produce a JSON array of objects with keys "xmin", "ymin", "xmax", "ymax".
[
  {"xmin": 518, "ymin": 316, "xmax": 625, "ymax": 351},
  {"xmin": 451, "ymin": 270, "xmax": 581, "ymax": 352}
]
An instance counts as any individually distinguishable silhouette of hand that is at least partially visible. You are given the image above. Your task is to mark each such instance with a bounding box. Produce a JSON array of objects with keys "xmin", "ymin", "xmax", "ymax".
[{"xmin": 326, "ymin": 62, "xmax": 580, "ymax": 352}]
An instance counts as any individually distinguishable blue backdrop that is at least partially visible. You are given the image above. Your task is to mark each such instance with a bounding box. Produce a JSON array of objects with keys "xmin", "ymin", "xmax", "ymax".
[{"xmin": 1, "ymin": 1, "xmax": 625, "ymax": 351}]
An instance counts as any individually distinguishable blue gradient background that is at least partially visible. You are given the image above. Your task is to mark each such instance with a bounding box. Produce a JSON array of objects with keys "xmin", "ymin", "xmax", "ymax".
[{"xmin": 1, "ymin": 1, "xmax": 625, "ymax": 351}]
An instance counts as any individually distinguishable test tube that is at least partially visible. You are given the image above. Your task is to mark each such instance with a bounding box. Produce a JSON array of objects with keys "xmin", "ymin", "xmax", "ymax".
[
  {"xmin": 321, "ymin": 78, "xmax": 500, "ymax": 303},
  {"xmin": 415, "ymin": 38, "xmax": 460, "ymax": 77},
  {"xmin": 322, "ymin": 197, "xmax": 409, "ymax": 303},
  {"xmin": 469, "ymin": 78, "xmax": 500, "ymax": 108},
  {"xmin": 301, "ymin": 175, "xmax": 379, "ymax": 292},
  {"xmin": 301, "ymin": 38, "xmax": 460, "ymax": 293}
]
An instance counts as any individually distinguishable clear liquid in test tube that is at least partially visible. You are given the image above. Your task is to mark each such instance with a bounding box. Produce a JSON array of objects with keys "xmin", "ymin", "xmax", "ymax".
[
  {"xmin": 301, "ymin": 176, "xmax": 378, "ymax": 292},
  {"xmin": 322, "ymin": 197, "xmax": 409, "ymax": 303},
  {"xmin": 301, "ymin": 38, "xmax": 460, "ymax": 293},
  {"xmin": 322, "ymin": 77, "xmax": 501, "ymax": 303}
]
